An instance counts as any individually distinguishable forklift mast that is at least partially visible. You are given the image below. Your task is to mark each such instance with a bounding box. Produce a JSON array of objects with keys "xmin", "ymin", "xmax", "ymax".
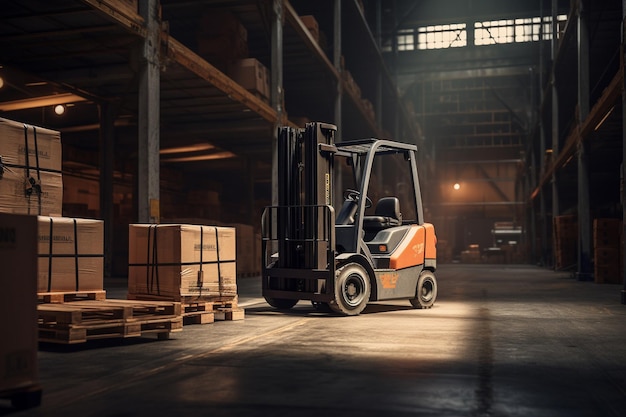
[{"xmin": 275, "ymin": 122, "xmax": 337, "ymax": 271}]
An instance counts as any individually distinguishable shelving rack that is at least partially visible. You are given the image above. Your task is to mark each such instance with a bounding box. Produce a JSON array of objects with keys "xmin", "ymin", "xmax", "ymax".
[{"xmin": 0, "ymin": 0, "xmax": 419, "ymax": 276}]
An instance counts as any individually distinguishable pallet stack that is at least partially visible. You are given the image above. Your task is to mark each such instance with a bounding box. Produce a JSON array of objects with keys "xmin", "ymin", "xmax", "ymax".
[
  {"xmin": 593, "ymin": 218, "xmax": 623, "ymax": 284},
  {"xmin": 553, "ymin": 215, "xmax": 577, "ymax": 270},
  {"xmin": 0, "ymin": 117, "xmax": 182, "ymax": 344},
  {"xmin": 127, "ymin": 223, "xmax": 245, "ymax": 324}
]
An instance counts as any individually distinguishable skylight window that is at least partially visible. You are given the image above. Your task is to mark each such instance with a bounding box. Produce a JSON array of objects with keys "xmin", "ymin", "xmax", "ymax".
[
  {"xmin": 417, "ymin": 24, "xmax": 467, "ymax": 50},
  {"xmin": 395, "ymin": 14, "xmax": 568, "ymax": 51}
]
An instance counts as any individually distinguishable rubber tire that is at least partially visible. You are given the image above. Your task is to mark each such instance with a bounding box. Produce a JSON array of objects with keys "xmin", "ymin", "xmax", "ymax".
[
  {"xmin": 311, "ymin": 300, "xmax": 331, "ymax": 312},
  {"xmin": 410, "ymin": 270, "xmax": 437, "ymax": 309},
  {"xmin": 265, "ymin": 297, "xmax": 299, "ymax": 310},
  {"xmin": 329, "ymin": 263, "xmax": 371, "ymax": 316}
]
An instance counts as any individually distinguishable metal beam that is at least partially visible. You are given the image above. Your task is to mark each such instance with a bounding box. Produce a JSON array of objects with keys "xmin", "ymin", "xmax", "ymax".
[
  {"xmin": 530, "ymin": 68, "xmax": 623, "ymax": 200},
  {"xmin": 271, "ymin": 0, "xmax": 284, "ymax": 207},
  {"xmin": 622, "ymin": 0, "xmax": 626, "ymax": 304},
  {"xmin": 99, "ymin": 102, "xmax": 114, "ymax": 278},
  {"xmin": 577, "ymin": 0, "xmax": 592, "ymax": 280},
  {"xmin": 137, "ymin": 0, "xmax": 160, "ymax": 223}
]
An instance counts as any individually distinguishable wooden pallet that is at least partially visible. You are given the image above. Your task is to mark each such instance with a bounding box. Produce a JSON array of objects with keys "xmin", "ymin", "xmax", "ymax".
[
  {"xmin": 0, "ymin": 384, "xmax": 42, "ymax": 410},
  {"xmin": 38, "ymin": 290, "xmax": 107, "ymax": 303},
  {"xmin": 128, "ymin": 293, "xmax": 244, "ymax": 324},
  {"xmin": 182, "ymin": 301, "xmax": 215, "ymax": 325},
  {"xmin": 214, "ymin": 307, "xmax": 245, "ymax": 321},
  {"xmin": 37, "ymin": 299, "xmax": 182, "ymax": 344}
]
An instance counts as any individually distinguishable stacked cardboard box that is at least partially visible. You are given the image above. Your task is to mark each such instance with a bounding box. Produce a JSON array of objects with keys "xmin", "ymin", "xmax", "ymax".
[
  {"xmin": 128, "ymin": 224, "xmax": 237, "ymax": 300},
  {"xmin": 593, "ymin": 218, "xmax": 623, "ymax": 284},
  {"xmin": 0, "ymin": 213, "xmax": 40, "ymax": 404},
  {"xmin": 342, "ymin": 71, "xmax": 361, "ymax": 99},
  {"xmin": 231, "ymin": 223, "xmax": 260, "ymax": 277},
  {"xmin": 228, "ymin": 58, "xmax": 270, "ymax": 102},
  {"xmin": 553, "ymin": 215, "xmax": 577, "ymax": 270},
  {"xmin": 196, "ymin": 10, "xmax": 248, "ymax": 71},
  {"xmin": 0, "ymin": 117, "xmax": 63, "ymax": 216},
  {"xmin": 37, "ymin": 216, "xmax": 104, "ymax": 293},
  {"xmin": 300, "ymin": 15, "xmax": 319, "ymax": 42}
]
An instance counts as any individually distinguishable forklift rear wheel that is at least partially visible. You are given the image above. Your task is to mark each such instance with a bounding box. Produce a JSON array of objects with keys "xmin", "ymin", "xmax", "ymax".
[
  {"xmin": 410, "ymin": 270, "xmax": 437, "ymax": 309},
  {"xmin": 329, "ymin": 263, "xmax": 371, "ymax": 316},
  {"xmin": 265, "ymin": 297, "xmax": 299, "ymax": 310}
]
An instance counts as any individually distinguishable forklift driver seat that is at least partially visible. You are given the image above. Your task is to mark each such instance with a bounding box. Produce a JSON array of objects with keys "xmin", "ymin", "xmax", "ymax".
[{"xmin": 363, "ymin": 197, "xmax": 402, "ymax": 230}]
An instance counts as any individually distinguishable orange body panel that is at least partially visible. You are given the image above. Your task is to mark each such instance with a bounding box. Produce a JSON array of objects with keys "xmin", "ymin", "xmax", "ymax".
[
  {"xmin": 424, "ymin": 222, "xmax": 437, "ymax": 261},
  {"xmin": 389, "ymin": 224, "xmax": 437, "ymax": 270}
]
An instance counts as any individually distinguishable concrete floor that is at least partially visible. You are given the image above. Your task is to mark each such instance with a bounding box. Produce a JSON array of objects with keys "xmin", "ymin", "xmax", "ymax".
[{"xmin": 4, "ymin": 264, "xmax": 626, "ymax": 417}]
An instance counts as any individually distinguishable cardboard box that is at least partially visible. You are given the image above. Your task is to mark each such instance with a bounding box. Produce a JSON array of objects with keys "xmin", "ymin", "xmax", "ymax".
[
  {"xmin": 230, "ymin": 223, "xmax": 257, "ymax": 276},
  {"xmin": 0, "ymin": 213, "xmax": 39, "ymax": 393},
  {"xmin": 197, "ymin": 11, "xmax": 248, "ymax": 70},
  {"xmin": 0, "ymin": 118, "xmax": 63, "ymax": 216},
  {"xmin": 128, "ymin": 224, "xmax": 237, "ymax": 299},
  {"xmin": 300, "ymin": 15, "xmax": 319, "ymax": 42},
  {"xmin": 228, "ymin": 58, "xmax": 270, "ymax": 101},
  {"xmin": 38, "ymin": 216, "xmax": 104, "ymax": 293},
  {"xmin": 0, "ymin": 170, "xmax": 63, "ymax": 216}
]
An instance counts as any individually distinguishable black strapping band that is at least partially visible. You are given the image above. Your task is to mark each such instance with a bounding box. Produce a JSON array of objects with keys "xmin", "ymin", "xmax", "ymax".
[
  {"xmin": 47, "ymin": 218, "xmax": 53, "ymax": 292},
  {"xmin": 73, "ymin": 219, "xmax": 79, "ymax": 291}
]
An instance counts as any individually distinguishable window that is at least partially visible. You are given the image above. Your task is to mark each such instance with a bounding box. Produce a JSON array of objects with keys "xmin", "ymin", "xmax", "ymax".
[
  {"xmin": 417, "ymin": 24, "xmax": 466, "ymax": 50},
  {"xmin": 397, "ymin": 29, "xmax": 415, "ymax": 51},
  {"xmin": 395, "ymin": 14, "xmax": 568, "ymax": 50},
  {"xmin": 475, "ymin": 14, "xmax": 567, "ymax": 45}
]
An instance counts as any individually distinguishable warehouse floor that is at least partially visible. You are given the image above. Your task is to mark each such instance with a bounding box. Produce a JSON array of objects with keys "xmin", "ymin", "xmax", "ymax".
[{"xmin": 4, "ymin": 264, "xmax": 626, "ymax": 417}]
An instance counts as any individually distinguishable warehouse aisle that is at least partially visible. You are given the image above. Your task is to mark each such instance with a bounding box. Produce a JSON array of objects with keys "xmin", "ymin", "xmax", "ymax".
[{"xmin": 6, "ymin": 264, "xmax": 626, "ymax": 417}]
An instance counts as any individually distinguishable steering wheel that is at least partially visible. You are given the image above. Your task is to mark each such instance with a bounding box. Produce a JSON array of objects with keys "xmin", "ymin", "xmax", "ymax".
[{"xmin": 344, "ymin": 189, "xmax": 372, "ymax": 209}]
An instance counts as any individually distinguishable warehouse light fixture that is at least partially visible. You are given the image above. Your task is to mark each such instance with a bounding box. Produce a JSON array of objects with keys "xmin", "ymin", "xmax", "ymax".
[
  {"xmin": 453, "ymin": 182, "xmax": 460, "ymax": 190},
  {"xmin": 160, "ymin": 143, "xmax": 215, "ymax": 155},
  {"xmin": 53, "ymin": 104, "xmax": 66, "ymax": 115},
  {"xmin": 0, "ymin": 92, "xmax": 87, "ymax": 111},
  {"xmin": 161, "ymin": 151, "xmax": 236, "ymax": 163}
]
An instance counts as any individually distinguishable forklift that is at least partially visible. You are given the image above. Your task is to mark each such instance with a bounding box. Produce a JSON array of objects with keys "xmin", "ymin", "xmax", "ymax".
[{"xmin": 261, "ymin": 122, "xmax": 437, "ymax": 315}]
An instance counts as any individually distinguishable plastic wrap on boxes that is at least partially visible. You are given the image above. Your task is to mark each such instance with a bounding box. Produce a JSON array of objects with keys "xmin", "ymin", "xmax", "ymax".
[
  {"xmin": 128, "ymin": 224, "xmax": 237, "ymax": 299},
  {"xmin": 37, "ymin": 216, "xmax": 104, "ymax": 293},
  {"xmin": 0, "ymin": 117, "xmax": 63, "ymax": 216}
]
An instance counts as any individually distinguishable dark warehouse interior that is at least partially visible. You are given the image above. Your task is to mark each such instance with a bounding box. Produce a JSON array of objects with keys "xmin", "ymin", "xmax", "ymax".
[{"xmin": 1, "ymin": 1, "xmax": 626, "ymax": 415}]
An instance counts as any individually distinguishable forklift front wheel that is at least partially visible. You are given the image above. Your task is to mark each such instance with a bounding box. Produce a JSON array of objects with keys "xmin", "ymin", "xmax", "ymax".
[
  {"xmin": 410, "ymin": 270, "xmax": 437, "ymax": 309},
  {"xmin": 265, "ymin": 297, "xmax": 299, "ymax": 310},
  {"xmin": 329, "ymin": 263, "xmax": 371, "ymax": 316}
]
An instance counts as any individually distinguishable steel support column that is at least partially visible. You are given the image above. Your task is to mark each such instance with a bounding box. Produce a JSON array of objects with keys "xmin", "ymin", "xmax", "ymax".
[
  {"xmin": 99, "ymin": 102, "xmax": 114, "ymax": 278},
  {"xmin": 333, "ymin": 0, "xmax": 343, "ymax": 205},
  {"xmin": 137, "ymin": 0, "xmax": 160, "ymax": 223},
  {"xmin": 577, "ymin": 0, "xmax": 592, "ymax": 280},
  {"xmin": 333, "ymin": 0, "xmax": 342, "ymax": 135},
  {"xmin": 621, "ymin": 0, "xmax": 626, "ymax": 303},
  {"xmin": 271, "ymin": 0, "xmax": 284, "ymax": 206},
  {"xmin": 551, "ymin": 0, "xmax": 560, "ymax": 267},
  {"xmin": 539, "ymin": 0, "xmax": 548, "ymax": 267}
]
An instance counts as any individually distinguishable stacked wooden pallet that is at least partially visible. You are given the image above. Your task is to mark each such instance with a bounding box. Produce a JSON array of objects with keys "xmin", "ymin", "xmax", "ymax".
[
  {"xmin": 593, "ymin": 218, "xmax": 623, "ymax": 284},
  {"xmin": 129, "ymin": 294, "xmax": 243, "ymax": 324},
  {"xmin": 38, "ymin": 299, "xmax": 182, "ymax": 344},
  {"xmin": 553, "ymin": 215, "xmax": 577, "ymax": 270}
]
